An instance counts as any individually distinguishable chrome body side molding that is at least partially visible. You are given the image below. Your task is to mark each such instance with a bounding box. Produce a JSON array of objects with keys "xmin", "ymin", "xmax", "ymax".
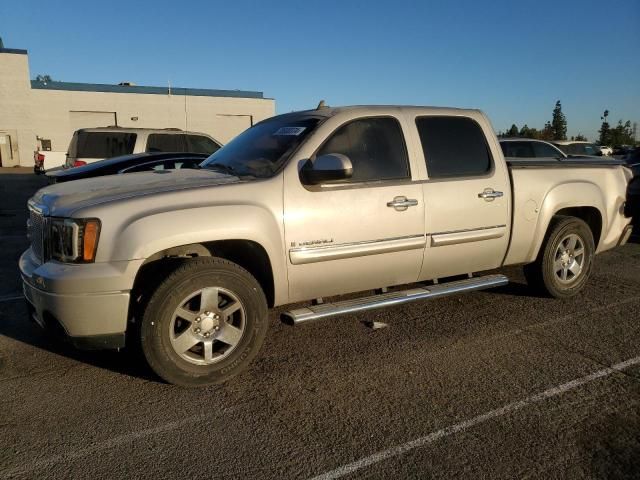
[
  {"xmin": 282, "ymin": 274, "xmax": 508, "ymax": 324},
  {"xmin": 430, "ymin": 225, "xmax": 506, "ymax": 247},
  {"xmin": 289, "ymin": 234, "xmax": 425, "ymax": 265}
]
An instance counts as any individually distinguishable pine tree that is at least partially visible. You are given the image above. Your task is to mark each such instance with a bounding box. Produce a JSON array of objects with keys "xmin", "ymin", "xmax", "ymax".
[
  {"xmin": 551, "ymin": 100, "xmax": 567, "ymax": 140},
  {"xmin": 507, "ymin": 124, "xmax": 519, "ymax": 137},
  {"xmin": 541, "ymin": 121, "xmax": 554, "ymax": 140},
  {"xmin": 598, "ymin": 110, "xmax": 611, "ymax": 146}
]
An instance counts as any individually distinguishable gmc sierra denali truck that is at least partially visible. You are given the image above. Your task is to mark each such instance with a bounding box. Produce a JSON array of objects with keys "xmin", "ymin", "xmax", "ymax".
[{"xmin": 20, "ymin": 106, "xmax": 634, "ymax": 387}]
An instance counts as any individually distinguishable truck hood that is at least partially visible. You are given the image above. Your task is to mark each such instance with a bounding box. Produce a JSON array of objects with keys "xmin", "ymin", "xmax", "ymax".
[{"xmin": 31, "ymin": 168, "xmax": 241, "ymax": 217}]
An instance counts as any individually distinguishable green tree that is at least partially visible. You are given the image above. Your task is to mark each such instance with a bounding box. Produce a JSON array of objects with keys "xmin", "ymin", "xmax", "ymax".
[
  {"xmin": 518, "ymin": 124, "xmax": 541, "ymax": 139},
  {"xmin": 507, "ymin": 124, "xmax": 519, "ymax": 137},
  {"xmin": 598, "ymin": 110, "xmax": 611, "ymax": 145},
  {"xmin": 572, "ymin": 134, "xmax": 587, "ymax": 141},
  {"xmin": 609, "ymin": 120, "xmax": 635, "ymax": 146},
  {"xmin": 551, "ymin": 100, "xmax": 567, "ymax": 140},
  {"xmin": 540, "ymin": 121, "xmax": 554, "ymax": 141},
  {"xmin": 34, "ymin": 74, "xmax": 54, "ymax": 83}
]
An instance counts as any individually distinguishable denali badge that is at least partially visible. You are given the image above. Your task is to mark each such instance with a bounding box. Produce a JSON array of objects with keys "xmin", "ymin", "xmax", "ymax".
[{"xmin": 295, "ymin": 238, "xmax": 334, "ymax": 248}]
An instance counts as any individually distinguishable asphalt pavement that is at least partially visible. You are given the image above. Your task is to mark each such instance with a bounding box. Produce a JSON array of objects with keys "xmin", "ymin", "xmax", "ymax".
[{"xmin": 0, "ymin": 168, "xmax": 639, "ymax": 479}]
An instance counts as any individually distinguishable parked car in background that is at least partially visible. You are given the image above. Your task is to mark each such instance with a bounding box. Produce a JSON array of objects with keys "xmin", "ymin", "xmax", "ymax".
[
  {"xmin": 551, "ymin": 140, "xmax": 602, "ymax": 157},
  {"xmin": 625, "ymin": 162, "xmax": 640, "ymax": 226},
  {"xmin": 599, "ymin": 145, "xmax": 613, "ymax": 156},
  {"xmin": 65, "ymin": 127, "xmax": 221, "ymax": 168},
  {"xmin": 47, "ymin": 152, "xmax": 208, "ymax": 183},
  {"xmin": 623, "ymin": 147, "xmax": 640, "ymax": 165},
  {"xmin": 499, "ymin": 138, "xmax": 565, "ymax": 159},
  {"xmin": 20, "ymin": 105, "xmax": 634, "ymax": 387},
  {"xmin": 613, "ymin": 145, "xmax": 633, "ymax": 156},
  {"xmin": 33, "ymin": 151, "xmax": 67, "ymax": 174}
]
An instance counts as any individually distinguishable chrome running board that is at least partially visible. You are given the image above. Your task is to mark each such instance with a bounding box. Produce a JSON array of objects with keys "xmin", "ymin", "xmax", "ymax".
[{"xmin": 282, "ymin": 274, "xmax": 508, "ymax": 325}]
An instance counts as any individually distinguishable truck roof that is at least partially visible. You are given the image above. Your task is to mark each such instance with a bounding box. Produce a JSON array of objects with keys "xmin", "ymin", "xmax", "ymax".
[{"xmin": 290, "ymin": 105, "xmax": 482, "ymax": 118}]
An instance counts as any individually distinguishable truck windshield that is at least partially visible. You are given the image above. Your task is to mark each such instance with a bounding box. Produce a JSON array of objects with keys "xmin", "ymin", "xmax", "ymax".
[{"xmin": 201, "ymin": 115, "xmax": 321, "ymax": 178}]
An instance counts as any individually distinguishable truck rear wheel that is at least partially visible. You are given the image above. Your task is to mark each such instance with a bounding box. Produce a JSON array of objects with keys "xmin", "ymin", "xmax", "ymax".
[
  {"xmin": 140, "ymin": 257, "xmax": 268, "ymax": 387},
  {"xmin": 524, "ymin": 216, "xmax": 595, "ymax": 298}
]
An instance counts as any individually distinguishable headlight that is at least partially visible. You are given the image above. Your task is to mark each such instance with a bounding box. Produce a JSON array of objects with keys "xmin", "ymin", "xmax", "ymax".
[{"xmin": 49, "ymin": 218, "xmax": 101, "ymax": 263}]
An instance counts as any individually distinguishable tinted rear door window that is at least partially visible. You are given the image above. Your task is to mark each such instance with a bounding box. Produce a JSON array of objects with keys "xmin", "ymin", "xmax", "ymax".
[
  {"xmin": 186, "ymin": 135, "xmax": 220, "ymax": 154},
  {"xmin": 74, "ymin": 132, "xmax": 137, "ymax": 158},
  {"xmin": 416, "ymin": 116, "xmax": 492, "ymax": 178},
  {"xmin": 146, "ymin": 134, "xmax": 186, "ymax": 152},
  {"xmin": 532, "ymin": 142, "xmax": 562, "ymax": 158},
  {"xmin": 500, "ymin": 141, "xmax": 534, "ymax": 158},
  {"xmin": 317, "ymin": 117, "xmax": 409, "ymax": 183}
]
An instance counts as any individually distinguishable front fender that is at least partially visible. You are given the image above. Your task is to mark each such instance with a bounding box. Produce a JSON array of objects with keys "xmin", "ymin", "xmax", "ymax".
[{"xmin": 109, "ymin": 204, "xmax": 288, "ymax": 305}]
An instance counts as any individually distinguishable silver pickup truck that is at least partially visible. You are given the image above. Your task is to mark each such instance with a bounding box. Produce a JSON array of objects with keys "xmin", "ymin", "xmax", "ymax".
[{"xmin": 20, "ymin": 105, "xmax": 634, "ymax": 386}]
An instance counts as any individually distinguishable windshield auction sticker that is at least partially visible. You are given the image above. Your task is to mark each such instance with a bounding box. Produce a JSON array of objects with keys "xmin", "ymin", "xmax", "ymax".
[{"xmin": 273, "ymin": 127, "xmax": 306, "ymax": 136}]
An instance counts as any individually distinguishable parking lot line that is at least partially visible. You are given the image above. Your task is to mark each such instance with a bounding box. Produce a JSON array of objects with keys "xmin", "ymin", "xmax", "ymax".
[{"xmin": 309, "ymin": 355, "xmax": 640, "ymax": 480}]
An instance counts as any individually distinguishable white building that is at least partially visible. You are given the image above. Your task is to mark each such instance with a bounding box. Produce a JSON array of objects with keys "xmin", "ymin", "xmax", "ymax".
[{"xmin": 0, "ymin": 41, "xmax": 275, "ymax": 167}]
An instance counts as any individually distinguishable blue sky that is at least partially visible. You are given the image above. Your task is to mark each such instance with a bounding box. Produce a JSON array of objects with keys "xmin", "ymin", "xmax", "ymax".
[{"xmin": 2, "ymin": 0, "xmax": 639, "ymax": 140}]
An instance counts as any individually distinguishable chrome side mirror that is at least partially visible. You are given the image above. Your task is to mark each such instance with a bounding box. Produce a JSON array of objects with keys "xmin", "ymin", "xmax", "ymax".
[{"xmin": 301, "ymin": 153, "xmax": 353, "ymax": 184}]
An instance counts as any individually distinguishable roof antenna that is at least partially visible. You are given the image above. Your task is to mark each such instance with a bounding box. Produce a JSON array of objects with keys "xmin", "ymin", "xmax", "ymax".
[{"xmin": 316, "ymin": 100, "xmax": 327, "ymax": 110}]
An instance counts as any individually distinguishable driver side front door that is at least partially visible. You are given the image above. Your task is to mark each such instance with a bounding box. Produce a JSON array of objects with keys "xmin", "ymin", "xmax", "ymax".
[{"xmin": 283, "ymin": 116, "xmax": 425, "ymax": 302}]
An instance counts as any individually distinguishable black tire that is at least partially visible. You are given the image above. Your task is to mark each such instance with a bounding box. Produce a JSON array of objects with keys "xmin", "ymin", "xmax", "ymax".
[
  {"xmin": 524, "ymin": 216, "xmax": 595, "ymax": 298},
  {"xmin": 140, "ymin": 257, "xmax": 268, "ymax": 387}
]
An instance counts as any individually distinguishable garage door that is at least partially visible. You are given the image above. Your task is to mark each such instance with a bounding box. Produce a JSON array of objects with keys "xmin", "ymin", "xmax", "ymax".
[{"xmin": 69, "ymin": 111, "xmax": 117, "ymax": 132}]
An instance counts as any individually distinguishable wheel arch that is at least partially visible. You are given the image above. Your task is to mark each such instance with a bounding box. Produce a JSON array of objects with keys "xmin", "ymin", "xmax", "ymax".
[
  {"xmin": 526, "ymin": 181, "xmax": 606, "ymax": 263},
  {"xmin": 131, "ymin": 239, "xmax": 277, "ymax": 314}
]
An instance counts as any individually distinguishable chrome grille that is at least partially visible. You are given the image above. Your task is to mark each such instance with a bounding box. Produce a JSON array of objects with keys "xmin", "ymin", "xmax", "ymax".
[{"xmin": 28, "ymin": 208, "xmax": 45, "ymax": 261}]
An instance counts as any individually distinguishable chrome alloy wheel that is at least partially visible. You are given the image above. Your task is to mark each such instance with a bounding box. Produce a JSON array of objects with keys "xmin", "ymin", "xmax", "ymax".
[
  {"xmin": 169, "ymin": 287, "xmax": 246, "ymax": 365},
  {"xmin": 554, "ymin": 233, "xmax": 585, "ymax": 284}
]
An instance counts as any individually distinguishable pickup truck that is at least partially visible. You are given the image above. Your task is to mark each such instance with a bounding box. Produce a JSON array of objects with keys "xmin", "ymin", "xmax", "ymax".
[{"xmin": 20, "ymin": 105, "xmax": 634, "ymax": 387}]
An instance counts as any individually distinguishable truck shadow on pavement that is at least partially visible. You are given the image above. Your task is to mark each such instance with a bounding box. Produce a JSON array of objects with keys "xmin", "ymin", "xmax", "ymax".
[
  {"xmin": 487, "ymin": 280, "xmax": 544, "ymax": 298},
  {"xmin": 0, "ymin": 304, "xmax": 160, "ymax": 383}
]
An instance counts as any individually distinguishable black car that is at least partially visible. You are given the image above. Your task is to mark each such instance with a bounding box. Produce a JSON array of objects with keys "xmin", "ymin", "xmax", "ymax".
[
  {"xmin": 626, "ymin": 161, "xmax": 640, "ymax": 227},
  {"xmin": 46, "ymin": 152, "xmax": 209, "ymax": 183},
  {"xmin": 623, "ymin": 147, "xmax": 640, "ymax": 165}
]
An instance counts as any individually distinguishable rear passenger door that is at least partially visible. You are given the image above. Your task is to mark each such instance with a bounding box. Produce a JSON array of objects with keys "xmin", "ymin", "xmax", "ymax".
[{"xmin": 415, "ymin": 115, "xmax": 511, "ymax": 280}]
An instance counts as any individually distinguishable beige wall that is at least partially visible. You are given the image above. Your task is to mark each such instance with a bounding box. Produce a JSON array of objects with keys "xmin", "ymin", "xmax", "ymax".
[
  {"xmin": 0, "ymin": 52, "xmax": 33, "ymax": 166},
  {"xmin": 0, "ymin": 50, "xmax": 275, "ymax": 166}
]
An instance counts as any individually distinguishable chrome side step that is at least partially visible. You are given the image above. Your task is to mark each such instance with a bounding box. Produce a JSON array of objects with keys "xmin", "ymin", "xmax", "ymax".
[{"xmin": 282, "ymin": 274, "xmax": 508, "ymax": 325}]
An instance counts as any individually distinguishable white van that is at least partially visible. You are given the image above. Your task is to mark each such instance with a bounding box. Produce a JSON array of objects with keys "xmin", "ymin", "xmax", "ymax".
[{"xmin": 64, "ymin": 127, "xmax": 221, "ymax": 168}]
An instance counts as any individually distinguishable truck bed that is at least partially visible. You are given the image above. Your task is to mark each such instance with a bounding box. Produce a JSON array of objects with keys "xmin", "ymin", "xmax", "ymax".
[{"xmin": 504, "ymin": 159, "xmax": 632, "ymax": 267}]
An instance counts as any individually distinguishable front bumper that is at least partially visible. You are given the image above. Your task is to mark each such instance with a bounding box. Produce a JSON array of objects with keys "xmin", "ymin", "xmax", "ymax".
[{"xmin": 19, "ymin": 249, "xmax": 140, "ymax": 349}]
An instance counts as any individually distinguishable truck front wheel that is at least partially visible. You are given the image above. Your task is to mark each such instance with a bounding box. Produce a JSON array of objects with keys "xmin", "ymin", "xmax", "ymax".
[
  {"xmin": 524, "ymin": 216, "xmax": 595, "ymax": 298},
  {"xmin": 140, "ymin": 257, "xmax": 268, "ymax": 387}
]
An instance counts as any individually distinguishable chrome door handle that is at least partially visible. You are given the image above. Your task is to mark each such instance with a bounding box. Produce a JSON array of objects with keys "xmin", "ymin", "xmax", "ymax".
[
  {"xmin": 478, "ymin": 189, "xmax": 504, "ymax": 201},
  {"xmin": 387, "ymin": 196, "xmax": 419, "ymax": 211}
]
